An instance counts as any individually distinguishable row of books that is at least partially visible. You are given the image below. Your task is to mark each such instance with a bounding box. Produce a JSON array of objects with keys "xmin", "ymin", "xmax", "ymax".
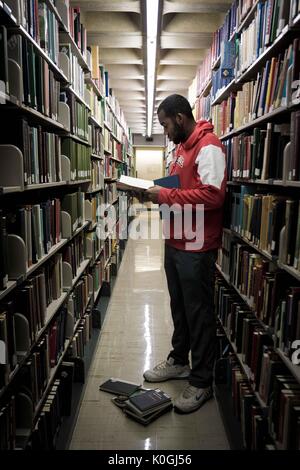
[
  {"xmin": 92, "ymin": 254, "xmax": 105, "ymax": 294},
  {"xmin": 0, "ymin": 360, "xmax": 71, "ymax": 450},
  {"xmin": 90, "ymin": 160, "xmax": 104, "ymax": 192},
  {"xmin": 212, "ymin": 65, "xmax": 233, "ymax": 101},
  {"xmin": 0, "ymin": 252, "xmax": 94, "ymax": 390},
  {"xmin": 194, "ymin": 94, "xmax": 211, "ymax": 121},
  {"xmin": 190, "ymin": 0, "xmax": 300, "ymax": 113},
  {"xmin": 90, "ymin": 120, "xmax": 104, "ymax": 157},
  {"xmin": 30, "ymin": 362, "xmax": 74, "ymax": 450},
  {"xmin": 224, "ymin": 121, "xmax": 296, "ymax": 181},
  {"xmin": 235, "ymin": 0, "xmax": 254, "ymax": 28},
  {"xmin": 216, "ymin": 277, "xmax": 300, "ymax": 449},
  {"xmin": 212, "ymin": 42, "xmax": 299, "ymax": 136},
  {"xmin": 12, "ymin": 0, "xmax": 60, "ymax": 65},
  {"xmin": 0, "ymin": 255, "xmax": 63, "ymax": 388},
  {"xmin": 217, "ymin": 276, "xmax": 273, "ymax": 366},
  {"xmin": 67, "ymin": 4, "xmax": 87, "ymax": 63},
  {"xmin": 59, "ymin": 43, "xmax": 86, "ymax": 100},
  {"xmin": 87, "ymin": 45, "xmax": 105, "ymax": 96},
  {"xmin": 0, "ymin": 187, "xmax": 121, "ymax": 290},
  {"xmin": 17, "ymin": 0, "xmax": 89, "ymax": 67},
  {"xmin": 229, "ymin": 186, "xmax": 300, "ymax": 267},
  {"xmin": 221, "ymin": 354, "xmax": 270, "ymax": 449},
  {"xmin": 61, "ymin": 138, "xmax": 91, "ymax": 181},
  {"xmin": 6, "ymin": 30, "xmax": 61, "ymax": 118},
  {"xmin": 88, "ymin": 86, "xmax": 105, "ymax": 127},
  {"xmin": 61, "ymin": 191, "xmax": 85, "ymax": 233},
  {"xmin": 196, "ymin": 54, "xmax": 214, "ymax": 98},
  {"xmin": 220, "ymin": 231, "xmax": 300, "ymax": 345},
  {"xmin": 1, "ymin": 25, "xmax": 131, "ymax": 153},
  {"xmin": 67, "ymin": 310, "xmax": 93, "ymax": 364},
  {"xmin": 4, "ymin": 2, "xmax": 133, "ymax": 148},
  {"xmin": 61, "ymin": 90, "xmax": 89, "ymax": 141},
  {"xmin": 88, "ymin": 193, "xmax": 104, "ymax": 225},
  {"xmin": 0, "ymin": 117, "xmax": 62, "ymax": 185},
  {"xmin": 104, "ymin": 158, "xmax": 120, "ymax": 180},
  {"xmin": 104, "ymin": 182, "xmax": 118, "ymax": 205},
  {"xmin": 269, "ymin": 370, "xmax": 300, "ymax": 449},
  {"xmin": 5, "ymin": 198, "xmax": 61, "ymax": 268},
  {"xmin": 85, "ymin": 231, "xmax": 103, "ymax": 264},
  {"xmin": 62, "ymin": 232, "xmax": 85, "ymax": 279},
  {"xmin": 111, "ymin": 140, "xmax": 123, "ymax": 162},
  {"xmin": 104, "ymin": 105, "xmax": 124, "ymax": 143},
  {"xmin": 210, "ymin": 11, "xmax": 235, "ymax": 73},
  {"xmin": 236, "ymin": 0, "xmax": 291, "ymax": 76},
  {"xmin": 68, "ymin": 274, "xmax": 91, "ymax": 328},
  {"xmin": 1, "ymin": 192, "xmax": 85, "ymax": 271},
  {"xmin": 0, "ymin": 303, "xmax": 95, "ymax": 450}
]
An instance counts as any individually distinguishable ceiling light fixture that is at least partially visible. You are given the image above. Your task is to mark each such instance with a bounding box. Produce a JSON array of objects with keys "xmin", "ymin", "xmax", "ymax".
[{"xmin": 146, "ymin": 0, "xmax": 159, "ymax": 137}]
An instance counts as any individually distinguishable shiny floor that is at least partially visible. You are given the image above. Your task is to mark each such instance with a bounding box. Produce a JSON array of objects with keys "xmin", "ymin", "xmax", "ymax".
[{"xmin": 69, "ymin": 212, "xmax": 229, "ymax": 450}]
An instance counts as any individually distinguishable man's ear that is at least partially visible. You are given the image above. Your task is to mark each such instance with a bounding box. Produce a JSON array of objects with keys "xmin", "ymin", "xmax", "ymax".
[{"xmin": 175, "ymin": 113, "xmax": 184, "ymax": 125}]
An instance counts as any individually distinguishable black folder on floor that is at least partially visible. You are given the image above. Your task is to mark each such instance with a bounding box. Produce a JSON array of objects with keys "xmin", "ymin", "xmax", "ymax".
[{"xmin": 99, "ymin": 378, "xmax": 141, "ymax": 397}]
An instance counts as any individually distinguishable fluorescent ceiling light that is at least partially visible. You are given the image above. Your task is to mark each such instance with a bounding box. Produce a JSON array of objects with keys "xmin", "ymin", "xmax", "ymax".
[{"xmin": 146, "ymin": 0, "xmax": 159, "ymax": 137}]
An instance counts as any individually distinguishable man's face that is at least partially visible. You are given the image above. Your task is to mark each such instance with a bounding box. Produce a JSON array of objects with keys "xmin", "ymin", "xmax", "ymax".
[{"xmin": 158, "ymin": 110, "xmax": 185, "ymax": 145}]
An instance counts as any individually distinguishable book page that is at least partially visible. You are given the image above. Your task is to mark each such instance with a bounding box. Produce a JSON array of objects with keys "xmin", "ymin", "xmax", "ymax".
[{"xmin": 117, "ymin": 175, "xmax": 154, "ymax": 191}]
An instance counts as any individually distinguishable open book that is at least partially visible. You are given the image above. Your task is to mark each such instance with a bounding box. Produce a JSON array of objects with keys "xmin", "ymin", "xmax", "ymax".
[{"xmin": 117, "ymin": 174, "xmax": 180, "ymax": 192}]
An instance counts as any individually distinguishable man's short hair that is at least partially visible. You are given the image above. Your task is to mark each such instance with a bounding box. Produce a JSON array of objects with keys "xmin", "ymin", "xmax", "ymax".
[{"xmin": 157, "ymin": 94, "xmax": 194, "ymax": 120}]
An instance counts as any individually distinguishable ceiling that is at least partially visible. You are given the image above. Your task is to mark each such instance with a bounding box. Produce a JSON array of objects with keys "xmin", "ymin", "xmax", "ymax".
[{"xmin": 71, "ymin": 0, "xmax": 232, "ymax": 135}]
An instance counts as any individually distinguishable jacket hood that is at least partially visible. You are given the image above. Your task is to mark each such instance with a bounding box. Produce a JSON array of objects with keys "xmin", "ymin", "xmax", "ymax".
[{"xmin": 181, "ymin": 120, "xmax": 214, "ymax": 151}]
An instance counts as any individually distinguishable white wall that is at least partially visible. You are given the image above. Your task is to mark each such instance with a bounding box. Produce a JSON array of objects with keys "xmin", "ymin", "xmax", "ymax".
[{"xmin": 135, "ymin": 148, "xmax": 164, "ymax": 181}]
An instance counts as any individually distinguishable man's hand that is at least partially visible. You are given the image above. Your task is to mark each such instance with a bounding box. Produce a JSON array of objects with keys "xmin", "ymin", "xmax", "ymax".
[
  {"xmin": 129, "ymin": 190, "xmax": 146, "ymax": 202},
  {"xmin": 145, "ymin": 185, "xmax": 163, "ymax": 204}
]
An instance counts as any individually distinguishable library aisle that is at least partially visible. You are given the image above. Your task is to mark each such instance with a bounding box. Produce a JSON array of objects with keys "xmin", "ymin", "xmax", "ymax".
[{"xmin": 69, "ymin": 213, "xmax": 229, "ymax": 450}]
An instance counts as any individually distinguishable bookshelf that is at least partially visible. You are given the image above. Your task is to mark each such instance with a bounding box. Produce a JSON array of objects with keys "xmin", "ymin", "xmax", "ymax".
[
  {"xmin": 0, "ymin": 0, "xmax": 134, "ymax": 451},
  {"xmin": 187, "ymin": 0, "xmax": 300, "ymax": 450}
]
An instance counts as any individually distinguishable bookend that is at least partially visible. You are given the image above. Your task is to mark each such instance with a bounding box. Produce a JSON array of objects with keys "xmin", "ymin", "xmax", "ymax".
[
  {"xmin": 61, "ymin": 211, "xmax": 72, "ymax": 238},
  {"xmin": 88, "ymin": 274, "xmax": 94, "ymax": 296},
  {"xmin": 84, "ymin": 200, "xmax": 92, "ymax": 223},
  {"xmin": 62, "ymin": 261, "xmax": 73, "ymax": 290},
  {"xmin": 65, "ymin": 298, "xmax": 75, "ymax": 339},
  {"xmin": 67, "ymin": 357, "xmax": 85, "ymax": 384},
  {"xmin": 61, "ymin": 155, "xmax": 71, "ymax": 182},
  {"xmin": 58, "ymin": 102, "xmax": 70, "ymax": 131},
  {"xmin": 55, "ymin": 0, "xmax": 69, "ymax": 30},
  {"xmin": 101, "ymin": 280, "xmax": 111, "ymax": 297},
  {"xmin": 14, "ymin": 312, "xmax": 31, "ymax": 358},
  {"xmin": 85, "ymin": 237, "xmax": 93, "ymax": 258},
  {"xmin": 58, "ymin": 51, "xmax": 70, "ymax": 82},
  {"xmin": 0, "ymin": 145, "xmax": 24, "ymax": 192},
  {"xmin": 92, "ymin": 307, "xmax": 101, "ymax": 329},
  {"xmin": 7, "ymin": 58, "xmax": 22, "ymax": 102},
  {"xmin": 7, "ymin": 234, "xmax": 27, "ymax": 279}
]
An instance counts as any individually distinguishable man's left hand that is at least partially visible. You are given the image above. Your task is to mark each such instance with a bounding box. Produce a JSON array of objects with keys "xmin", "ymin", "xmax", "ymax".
[{"xmin": 145, "ymin": 185, "xmax": 163, "ymax": 204}]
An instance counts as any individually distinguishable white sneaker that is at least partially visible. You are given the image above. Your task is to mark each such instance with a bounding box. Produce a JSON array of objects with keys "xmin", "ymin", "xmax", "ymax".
[
  {"xmin": 173, "ymin": 385, "xmax": 213, "ymax": 413},
  {"xmin": 143, "ymin": 357, "xmax": 190, "ymax": 382}
]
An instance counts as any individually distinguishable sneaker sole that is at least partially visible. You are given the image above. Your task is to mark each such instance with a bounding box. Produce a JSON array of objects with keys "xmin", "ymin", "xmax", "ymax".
[
  {"xmin": 173, "ymin": 393, "xmax": 213, "ymax": 414},
  {"xmin": 143, "ymin": 372, "xmax": 190, "ymax": 383}
]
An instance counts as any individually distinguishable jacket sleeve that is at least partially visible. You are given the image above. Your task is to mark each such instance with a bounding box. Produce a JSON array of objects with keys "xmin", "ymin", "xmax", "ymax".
[{"xmin": 158, "ymin": 144, "xmax": 227, "ymax": 210}]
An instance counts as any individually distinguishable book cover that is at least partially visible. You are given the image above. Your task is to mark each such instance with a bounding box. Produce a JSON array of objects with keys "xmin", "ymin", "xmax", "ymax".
[
  {"xmin": 99, "ymin": 378, "xmax": 141, "ymax": 396},
  {"xmin": 123, "ymin": 403, "xmax": 173, "ymax": 425},
  {"xmin": 117, "ymin": 174, "xmax": 180, "ymax": 192},
  {"xmin": 128, "ymin": 388, "xmax": 171, "ymax": 413}
]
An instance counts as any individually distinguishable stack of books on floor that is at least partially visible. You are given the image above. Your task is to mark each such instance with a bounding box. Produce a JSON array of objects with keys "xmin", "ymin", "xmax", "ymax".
[{"xmin": 99, "ymin": 378, "xmax": 173, "ymax": 425}]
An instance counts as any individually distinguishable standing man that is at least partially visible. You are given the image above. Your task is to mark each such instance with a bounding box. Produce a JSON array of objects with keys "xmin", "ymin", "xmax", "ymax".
[{"xmin": 143, "ymin": 94, "xmax": 227, "ymax": 414}]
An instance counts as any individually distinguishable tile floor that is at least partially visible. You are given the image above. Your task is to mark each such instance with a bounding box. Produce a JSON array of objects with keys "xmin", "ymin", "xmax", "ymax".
[{"xmin": 69, "ymin": 212, "xmax": 229, "ymax": 450}]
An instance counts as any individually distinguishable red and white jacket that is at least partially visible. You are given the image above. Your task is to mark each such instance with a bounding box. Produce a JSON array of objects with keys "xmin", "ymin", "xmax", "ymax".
[{"xmin": 158, "ymin": 120, "xmax": 227, "ymax": 252}]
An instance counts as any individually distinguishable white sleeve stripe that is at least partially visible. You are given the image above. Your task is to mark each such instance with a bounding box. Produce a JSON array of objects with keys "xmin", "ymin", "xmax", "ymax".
[{"xmin": 195, "ymin": 144, "xmax": 225, "ymax": 190}]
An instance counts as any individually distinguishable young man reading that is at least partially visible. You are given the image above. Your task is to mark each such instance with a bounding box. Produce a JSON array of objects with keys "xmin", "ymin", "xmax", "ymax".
[{"xmin": 144, "ymin": 94, "xmax": 227, "ymax": 414}]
